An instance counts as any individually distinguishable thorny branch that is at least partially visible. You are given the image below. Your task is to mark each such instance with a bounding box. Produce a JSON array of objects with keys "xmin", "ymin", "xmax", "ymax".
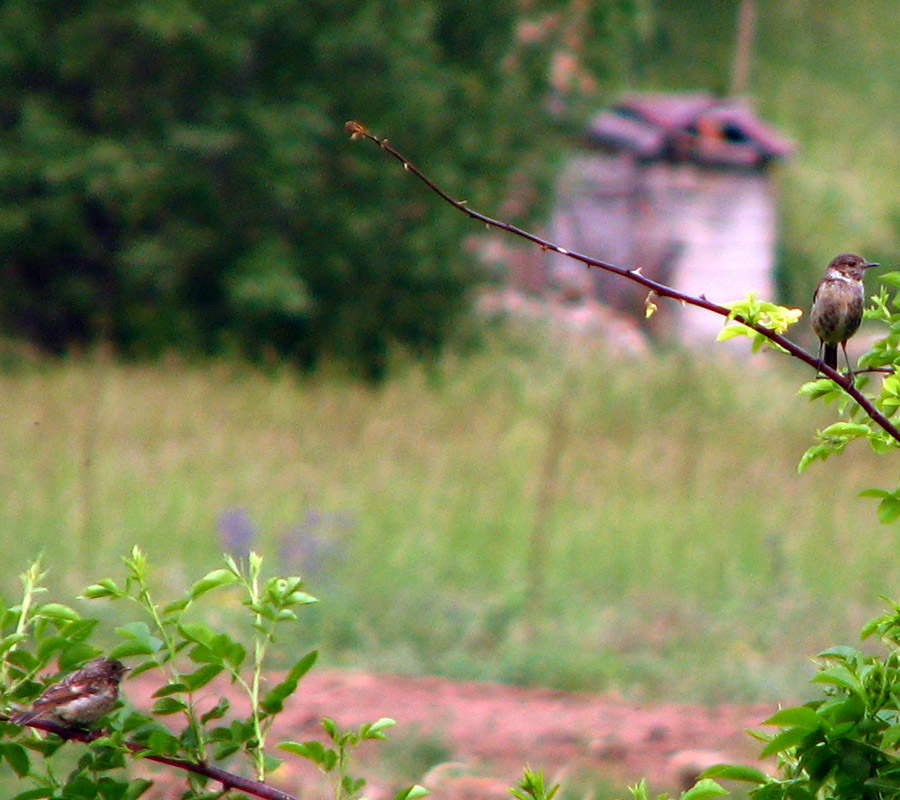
[
  {"xmin": 345, "ymin": 120, "xmax": 900, "ymax": 447},
  {"xmin": 1, "ymin": 715, "xmax": 301, "ymax": 800}
]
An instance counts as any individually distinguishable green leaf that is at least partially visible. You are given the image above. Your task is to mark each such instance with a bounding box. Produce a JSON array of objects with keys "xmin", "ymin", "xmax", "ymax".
[
  {"xmin": 279, "ymin": 739, "xmax": 328, "ymax": 765},
  {"xmin": 212, "ymin": 740, "xmax": 242, "ymax": 760},
  {"xmin": 190, "ymin": 569, "xmax": 239, "ymax": 600},
  {"xmin": 263, "ymin": 752, "xmax": 284, "ymax": 774},
  {"xmin": 144, "ymin": 729, "xmax": 180, "ymax": 756},
  {"xmin": 129, "ymin": 660, "xmax": 163, "ymax": 679},
  {"xmin": 798, "ymin": 445, "xmax": 828, "ymax": 473},
  {"xmin": 201, "ymin": 697, "xmax": 230, "ymax": 723},
  {"xmin": 0, "ymin": 742, "xmax": 31, "ymax": 777},
  {"xmin": 0, "ymin": 633, "xmax": 28, "ymax": 655},
  {"xmin": 178, "ymin": 622, "xmax": 216, "ymax": 649},
  {"xmin": 115, "ymin": 622, "xmax": 159, "ymax": 644},
  {"xmin": 35, "ymin": 603, "xmax": 80, "ymax": 622},
  {"xmin": 81, "ymin": 579, "xmax": 123, "ymax": 599},
  {"xmin": 120, "ymin": 779, "xmax": 154, "ymax": 800},
  {"xmin": 363, "ymin": 718, "xmax": 396, "ymax": 739},
  {"xmin": 209, "ymin": 725, "xmax": 236, "ymax": 742},
  {"xmin": 716, "ymin": 324, "xmax": 748, "ymax": 342},
  {"xmin": 247, "ymin": 601, "xmax": 278, "ymax": 621},
  {"xmin": 860, "ymin": 488, "xmax": 892, "ymax": 499},
  {"xmin": 700, "ymin": 764, "xmax": 768, "ymax": 784},
  {"xmin": 113, "ymin": 624, "xmax": 162, "ymax": 656},
  {"xmin": 162, "ymin": 596, "xmax": 191, "ymax": 615},
  {"xmin": 35, "ymin": 635, "xmax": 65, "ymax": 660},
  {"xmin": 820, "ymin": 422, "xmax": 871, "ymax": 437},
  {"xmin": 228, "ymin": 718, "xmax": 256, "ymax": 741},
  {"xmin": 110, "ymin": 640, "xmax": 158, "ymax": 659},
  {"xmin": 798, "ymin": 379, "xmax": 840, "ymax": 400},
  {"xmin": 186, "ymin": 631, "xmax": 245, "ymax": 667},
  {"xmin": 223, "ymin": 554, "xmax": 241, "ymax": 576},
  {"xmin": 764, "ymin": 706, "xmax": 821, "ymax": 729},
  {"xmin": 865, "ymin": 776, "xmax": 900, "ymax": 792},
  {"xmin": 187, "ymin": 643, "xmax": 217, "ymax": 664},
  {"xmin": 152, "ymin": 696, "xmax": 189, "ymax": 716},
  {"xmin": 881, "ymin": 724, "xmax": 900, "ymax": 749},
  {"xmin": 512, "ymin": 770, "xmax": 560, "ymax": 800},
  {"xmin": 811, "ymin": 664, "xmax": 863, "ymax": 693},
  {"xmin": 394, "ymin": 786, "xmax": 430, "ymax": 800},
  {"xmin": 60, "ymin": 618, "xmax": 98, "ymax": 643},
  {"xmin": 627, "ymin": 779, "xmax": 652, "ymax": 800},
  {"xmin": 681, "ymin": 779, "xmax": 728, "ymax": 800},
  {"xmin": 877, "ymin": 495, "xmax": 900, "ymax": 523},
  {"xmin": 759, "ymin": 725, "xmax": 813, "ymax": 759},
  {"xmin": 260, "ymin": 650, "xmax": 318, "ymax": 714},
  {"xmin": 860, "ymin": 616, "xmax": 884, "ymax": 640},
  {"xmin": 286, "ymin": 591, "xmax": 317, "ymax": 606},
  {"xmin": 58, "ymin": 642, "xmax": 100, "ymax": 668},
  {"xmin": 868, "ymin": 435, "xmax": 897, "ymax": 455},
  {"xmin": 342, "ymin": 775, "xmax": 366, "ymax": 796},
  {"xmin": 181, "ymin": 663, "xmax": 223, "ymax": 691},
  {"xmin": 817, "ymin": 645, "xmax": 860, "ymax": 660},
  {"xmin": 6, "ymin": 649, "xmax": 38, "ymax": 670},
  {"xmin": 220, "ymin": 638, "xmax": 246, "ymax": 668},
  {"xmin": 878, "ymin": 271, "xmax": 900, "ymax": 288},
  {"xmin": 10, "ymin": 790, "xmax": 55, "ymax": 800}
]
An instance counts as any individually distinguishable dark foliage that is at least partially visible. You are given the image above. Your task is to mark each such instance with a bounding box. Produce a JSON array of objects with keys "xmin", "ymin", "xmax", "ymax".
[{"xmin": 0, "ymin": 0, "xmax": 615, "ymax": 378}]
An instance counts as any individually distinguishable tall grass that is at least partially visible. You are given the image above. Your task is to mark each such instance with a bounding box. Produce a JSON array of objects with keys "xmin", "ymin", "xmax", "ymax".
[{"xmin": 1, "ymin": 325, "xmax": 896, "ymax": 702}]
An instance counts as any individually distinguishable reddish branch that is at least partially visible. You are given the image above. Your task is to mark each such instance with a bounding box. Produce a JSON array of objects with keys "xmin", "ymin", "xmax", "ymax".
[
  {"xmin": 2, "ymin": 715, "xmax": 301, "ymax": 800},
  {"xmin": 346, "ymin": 120, "xmax": 900, "ymax": 446}
]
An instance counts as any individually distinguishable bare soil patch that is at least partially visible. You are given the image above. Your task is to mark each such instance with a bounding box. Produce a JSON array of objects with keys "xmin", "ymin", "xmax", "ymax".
[{"xmin": 130, "ymin": 670, "xmax": 777, "ymax": 798}]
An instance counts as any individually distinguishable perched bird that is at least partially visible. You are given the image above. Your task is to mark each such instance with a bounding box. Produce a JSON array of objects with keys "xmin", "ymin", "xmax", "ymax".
[
  {"xmin": 810, "ymin": 253, "xmax": 878, "ymax": 372},
  {"xmin": 10, "ymin": 657, "xmax": 128, "ymax": 727}
]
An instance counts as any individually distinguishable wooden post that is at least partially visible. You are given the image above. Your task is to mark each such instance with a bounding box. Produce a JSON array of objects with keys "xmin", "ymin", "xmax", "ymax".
[{"xmin": 730, "ymin": 0, "xmax": 757, "ymax": 95}]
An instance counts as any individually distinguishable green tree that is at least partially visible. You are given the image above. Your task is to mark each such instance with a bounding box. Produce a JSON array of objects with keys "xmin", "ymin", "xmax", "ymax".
[{"xmin": 0, "ymin": 0, "xmax": 643, "ymax": 378}]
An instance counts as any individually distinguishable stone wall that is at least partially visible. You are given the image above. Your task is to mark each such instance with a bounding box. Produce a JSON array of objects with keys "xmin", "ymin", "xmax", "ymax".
[{"xmin": 549, "ymin": 153, "xmax": 778, "ymax": 341}]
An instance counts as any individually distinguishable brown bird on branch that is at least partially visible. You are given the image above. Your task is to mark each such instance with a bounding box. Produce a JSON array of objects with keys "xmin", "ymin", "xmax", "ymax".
[
  {"xmin": 810, "ymin": 253, "xmax": 878, "ymax": 373},
  {"xmin": 10, "ymin": 657, "xmax": 128, "ymax": 727}
]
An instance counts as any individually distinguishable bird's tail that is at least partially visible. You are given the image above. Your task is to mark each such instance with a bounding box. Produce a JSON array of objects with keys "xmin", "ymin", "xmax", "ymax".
[{"xmin": 823, "ymin": 343, "xmax": 838, "ymax": 370}]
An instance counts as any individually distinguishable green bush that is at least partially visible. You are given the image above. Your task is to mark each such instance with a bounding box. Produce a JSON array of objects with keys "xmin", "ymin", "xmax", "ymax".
[{"xmin": 0, "ymin": 550, "xmax": 563, "ymax": 800}]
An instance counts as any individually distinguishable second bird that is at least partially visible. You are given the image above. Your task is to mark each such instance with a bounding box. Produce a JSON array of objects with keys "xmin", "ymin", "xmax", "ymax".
[{"xmin": 10, "ymin": 657, "xmax": 127, "ymax": 727}]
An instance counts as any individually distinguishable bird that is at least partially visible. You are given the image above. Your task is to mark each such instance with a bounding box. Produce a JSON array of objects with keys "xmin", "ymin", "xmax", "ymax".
[
  {"xmin": 810, "ymin": 253, "xmax": 878, "ymax": 373},
  {"xmin": 10, "ymin": 657, "xmax": 128, "ymax": 727}
]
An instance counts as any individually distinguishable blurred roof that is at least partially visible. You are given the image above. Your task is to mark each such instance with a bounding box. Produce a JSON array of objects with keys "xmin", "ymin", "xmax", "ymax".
[{"xmin": 587, "ymin": 92, "xmax": 794, "ymax": 167}]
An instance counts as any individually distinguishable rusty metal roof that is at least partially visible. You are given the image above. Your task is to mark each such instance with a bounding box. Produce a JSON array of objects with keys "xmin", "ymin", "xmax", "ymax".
[{"xmin": 587, "ymin": 92, "xmax": 793, "ymax": 167}]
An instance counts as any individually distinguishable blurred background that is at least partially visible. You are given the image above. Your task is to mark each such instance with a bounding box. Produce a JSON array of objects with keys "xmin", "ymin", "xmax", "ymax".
[{"xmin": 1, "ymin": 0, "xmax": 899, "ymax": 704}]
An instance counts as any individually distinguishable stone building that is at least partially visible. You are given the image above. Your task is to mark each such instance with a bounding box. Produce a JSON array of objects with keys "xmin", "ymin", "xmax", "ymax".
[{"xmin": 547, "ymin": 92, "xmax": 793, "ymax": 341}]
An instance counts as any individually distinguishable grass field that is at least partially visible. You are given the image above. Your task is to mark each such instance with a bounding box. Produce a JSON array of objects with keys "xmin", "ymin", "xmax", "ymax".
[{"xmin": 2, "ymin": 322, "xmax": 898, "ymax": 704}]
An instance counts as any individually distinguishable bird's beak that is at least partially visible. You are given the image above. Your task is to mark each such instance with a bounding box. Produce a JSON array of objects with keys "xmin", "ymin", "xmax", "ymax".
[{"xmin": 865, "ymin": 262, "xmax": 880, "ymax": 269}]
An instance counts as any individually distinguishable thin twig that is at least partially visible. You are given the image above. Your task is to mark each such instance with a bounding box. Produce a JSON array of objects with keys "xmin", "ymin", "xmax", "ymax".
[{"xmin": 345, "ymin": 120, "xmax": 900, "ymax": 446}]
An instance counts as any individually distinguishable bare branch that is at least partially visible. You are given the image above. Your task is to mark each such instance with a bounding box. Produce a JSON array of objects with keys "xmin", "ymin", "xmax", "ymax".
[{"xmin": 346, "ymin": 120, "xmax": 900, "ymax": 446}]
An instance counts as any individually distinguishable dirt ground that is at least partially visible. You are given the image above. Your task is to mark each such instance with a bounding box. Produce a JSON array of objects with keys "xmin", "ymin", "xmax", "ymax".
[{"xmin": 130, "ymin": 669, "xmax": 778, "ymax": 799}]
